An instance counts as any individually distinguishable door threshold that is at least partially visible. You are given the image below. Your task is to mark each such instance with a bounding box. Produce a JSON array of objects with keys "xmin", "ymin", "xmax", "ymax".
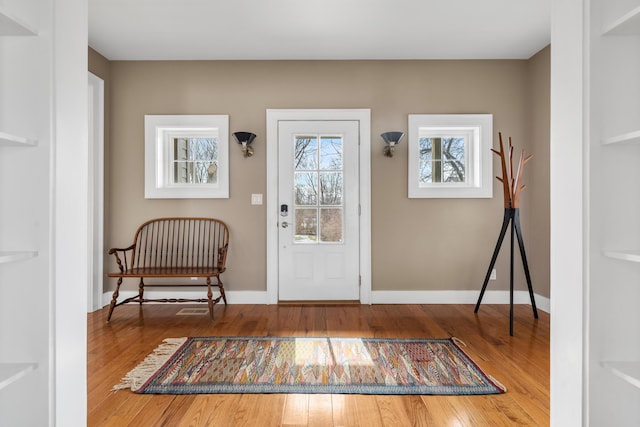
[{"xmin": 278, "ymin": 300, "xmax": 361, "ymax": 306}]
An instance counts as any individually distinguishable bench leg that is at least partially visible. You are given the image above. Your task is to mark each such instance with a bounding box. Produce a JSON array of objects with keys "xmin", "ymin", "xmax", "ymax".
[
  {"xmin": 107, "ymin": 277, "xmax": 122, "ymax": 322},
  {"xmin": 138, "ymin": 278, "xmax": 144, "ymax": 304},
  {"xmin": 216, "ymin": 276, "xmax": 227, "ymax": 305},
  {"xmin": 206, "ymin": 277, "xmax": 214, "ymax": 321}
]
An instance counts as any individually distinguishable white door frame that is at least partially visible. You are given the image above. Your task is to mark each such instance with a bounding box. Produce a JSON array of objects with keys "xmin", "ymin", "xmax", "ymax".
[
  {"xmin": 266, "ymin": 109, "xmax": 371, "ymax": 304},
  {"xmin": 88, "ymin": 72, "xmax": 104, "ymax": 312}
]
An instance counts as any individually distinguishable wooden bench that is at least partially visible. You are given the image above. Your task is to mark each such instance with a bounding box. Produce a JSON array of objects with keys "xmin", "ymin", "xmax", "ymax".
[{"xmin": 106, "ymin": 217, "xmax": 229, "ymax": 322}]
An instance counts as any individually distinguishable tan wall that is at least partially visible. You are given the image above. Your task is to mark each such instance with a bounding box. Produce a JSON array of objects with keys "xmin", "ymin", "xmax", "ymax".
[
  {"xmin": 525, "ymin": 46, "xmax": 551, "ymax": 297},
  {"xmin": 97, "ymin": 57, "xmax": 550, "ymax": 297}
]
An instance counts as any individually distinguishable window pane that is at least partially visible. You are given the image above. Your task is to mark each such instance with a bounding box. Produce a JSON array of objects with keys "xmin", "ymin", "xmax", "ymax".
[
  {"xmin": 295, "ymin": 208, "xmax": 317, "ymax": 243},
  {"xmin": 419, "ymin": 138, "xmax": 433, "ymax": 161},
  {"xmin": 174, "ymin": 138, "xmax": 189, "ymax": 161},
  {"xmin": 419, "ymin": 138, "xmax": 434, "ymax": 183},
  {"xmin": 441, "ymin": 137, "xmax": 465, "ymax": 182},
  {"xmin": 295, "ymin": 136, "xmax": 318, "ymax": 170},
  {"xmin": 174, "ymin": 161, "xmax": 191, "ymax": 183},
  {"xmin": 320, "ymin": 172, "xmax": 343, "ymax": 205},
  {"xmin": 419, "ymin": 137, "xmax": 466, "ymax": 184},
  {"xmin": 419, "ymin": 158, "xmax": 434, "ymax": 183},
  {"xmin": 320, "ymin": 208, "xmax": 343, "ymax": 243},
  {"xmin": 188, "ymin": 138, "xmax": 217, "ymax": 161},
  {"xmin": 295, "ymin": 172, "xmax": 318, "ymax": 205},
  {"xmin": 196, "ymin": 161, "xmax": 218, "ymax": 183},
  {"xmin": 320, "ymin": 136, "xmax": 343, "ymax": 170},
  {"xmin": 172, "ymin": 137, "xmax": 218, "ymax": 184},
  {"xmin": 443, "ymin": 161, "xmax": 464, "ymax": 183}
]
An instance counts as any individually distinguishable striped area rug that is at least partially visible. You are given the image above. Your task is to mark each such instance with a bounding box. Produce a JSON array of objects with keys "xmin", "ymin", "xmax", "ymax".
[{"xmin": 114, "ymin": 336, "xmax": 506, "ymax": 395}]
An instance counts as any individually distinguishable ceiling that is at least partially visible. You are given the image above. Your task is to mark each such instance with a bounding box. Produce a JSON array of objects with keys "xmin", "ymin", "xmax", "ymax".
[{"xmin": 88, "ymin": 0, "xmax": 550, "ymax": 61}]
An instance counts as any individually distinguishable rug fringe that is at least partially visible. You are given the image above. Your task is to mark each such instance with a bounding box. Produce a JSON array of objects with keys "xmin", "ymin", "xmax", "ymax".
[
  {"xmin": 112, "ymin": 337, "xmax": 187, "ymax": 392},
  {"xmin": 488, "ymin": 375, "xmax": 508, "ymax": 392},
  {"xmin": 451, "ymin": 337, "xmax": 507, "ymax": 393},
  {"xmin": 451, "ymin": 336, "xmax": 467, "ymax": 347}
]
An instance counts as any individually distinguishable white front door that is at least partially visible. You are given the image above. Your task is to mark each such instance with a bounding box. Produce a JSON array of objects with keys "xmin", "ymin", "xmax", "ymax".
[{"xmin": 278, "ymin": 120, "xmax": 360, "ymax": 301}]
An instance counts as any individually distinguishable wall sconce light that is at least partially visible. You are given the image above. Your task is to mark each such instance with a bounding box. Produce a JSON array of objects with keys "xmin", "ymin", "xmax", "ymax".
[
  {"xmin": 381, "ymin": 131, "xmax": 404, "ymax": 157},
  {"xmin": 233, "ymin": 132, "xmax": 257, "ymax": 158}
]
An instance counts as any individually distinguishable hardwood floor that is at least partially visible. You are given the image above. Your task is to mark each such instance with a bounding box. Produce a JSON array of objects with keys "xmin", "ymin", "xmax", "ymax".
[{"xmin": 87, "ymin": 303, "xmax": 549, "ymax": 426}]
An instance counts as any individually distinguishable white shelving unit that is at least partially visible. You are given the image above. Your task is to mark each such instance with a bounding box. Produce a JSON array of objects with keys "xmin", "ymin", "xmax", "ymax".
[
  {"xmin": 0, "ymin": 251, "xmax": 37, "ymax": 264},
  {"xmin": 0, "ymin": 132, "xmax": 37, "ymax": 147},
  {"xmin": 602, "ymin": 361, "xmax": 640, "ymax": 389},
  {"xmin": 603, "ymin": 250, "xmax": 640, "ymax": 263},
  {"xmin": 0, "ymin": 7, "xmax": 37, "ymax": 36},
  {"xmin": 0, "ymin": 363, "xmax": 36, "ymax": 391},
  {"xmin": 603, "ymin": 5, "xmax": 640, "ymax": 35},
  {"xmin": 0, "ymin": 132, "xmax": 38, "ymax": 266},
  {"xmin": 589, "ymin": 0, "xmax": 640, "ymax": 424},
  {"xmin": 602, "ymin": 130, "xmax": 640, "ymax": 146},
  {"xmin": 0, "ymin": 3, "xmax": 44, "ymax": 426},
  {"xmin": 1, "ymin": 1, "xmax": 85, "ymax": 425}
]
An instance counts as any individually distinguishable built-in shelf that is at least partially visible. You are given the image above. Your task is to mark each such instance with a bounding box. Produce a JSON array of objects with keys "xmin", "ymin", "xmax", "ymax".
[
  {"xmin": 0, "ymin": 363, "xmax": 36, "ymax": 391},
  {"xmin": 0, "ymin": 7, "xmax": 37, "ymax": 36},
  {"xmin": 602, "ymin": 361, "xmax": 640, "ymax": 389},
  {"xmin": 603, "ymin": 250, "xmax": 640, "ymax": 262},
  {"xmin": 604, "ymin": 6, "xmax": 640, "ymax": 35},
  {"xmin": 0, "ymin": 132, "xmax": 37, "ymax": 147},
  {"xmin": 0, "ymin": 251, "xmax": 38, "ymax": 264},
  {"xmin": 602, "ymin": 130, "xmax": 640, "ymax": 146}
]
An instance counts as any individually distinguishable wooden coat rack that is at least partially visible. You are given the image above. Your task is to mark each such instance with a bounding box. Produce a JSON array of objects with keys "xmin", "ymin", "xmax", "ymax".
[{"xmin": 474, "ymin": 133, "xmax": 538, "ymax": 336}]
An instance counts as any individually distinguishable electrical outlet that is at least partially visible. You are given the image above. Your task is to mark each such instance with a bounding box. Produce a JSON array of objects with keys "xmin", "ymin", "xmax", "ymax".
[{"xmin": 490, "ymin": 269, "xmax": 497, "ymax": 280}]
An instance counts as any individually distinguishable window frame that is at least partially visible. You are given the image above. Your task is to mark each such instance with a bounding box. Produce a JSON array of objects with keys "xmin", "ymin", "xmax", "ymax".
[
  {"xmin": 408, "ymin": 114, "xmax": 493, "ymax": 198},
  {"xmin": 144, "ymin": 115, "xmax": 229, "ymax": 199}
]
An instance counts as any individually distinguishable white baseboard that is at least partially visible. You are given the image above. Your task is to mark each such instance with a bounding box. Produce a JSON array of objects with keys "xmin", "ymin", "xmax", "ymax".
[
  {"xmin": 370, "ymin": 290, "xmax": 550, "ymax": 313},
  {"xmin": 101, "ymin": 290, "xmax": 550, "ymax": 314}
]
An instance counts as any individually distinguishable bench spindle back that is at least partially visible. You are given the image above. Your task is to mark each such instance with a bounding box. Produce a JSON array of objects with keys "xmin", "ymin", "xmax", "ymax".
[{"xmin": 132, "ymin": 218, "xmax": 229, "ymax": 271}]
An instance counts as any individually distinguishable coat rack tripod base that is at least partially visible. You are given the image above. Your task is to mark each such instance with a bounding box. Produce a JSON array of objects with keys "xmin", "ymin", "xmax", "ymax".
[
  {"xmin": 474, "ymin": 207, "xmax": 538, "ymax": 336},
  {"xmin": 475, "ymin": 132, "xmax": 537, "ymax": 336}
]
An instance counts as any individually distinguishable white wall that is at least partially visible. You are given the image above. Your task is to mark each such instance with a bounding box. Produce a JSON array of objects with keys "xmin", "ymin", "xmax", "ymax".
[
  {"xmin": 53, "ymin": 0, "xmax": 88, "ymax": 425},
  {"xmin": 550, "ymin": 0, "xmax": 586, "ymax": 425}
]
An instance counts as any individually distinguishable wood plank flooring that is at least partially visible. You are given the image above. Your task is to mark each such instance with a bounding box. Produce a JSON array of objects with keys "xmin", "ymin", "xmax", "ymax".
[{"xmin": 87, "ymin": 304, "xmax": 549, "ymax": 426}]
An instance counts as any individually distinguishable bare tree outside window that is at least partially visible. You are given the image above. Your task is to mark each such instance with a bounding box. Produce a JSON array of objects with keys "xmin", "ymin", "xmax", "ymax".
[
  {"xmin": 419, "ymin": 137, "xmax": 466, "ymax": 183},
  {"xmin": 173, "ymin": 137, "xmax": 218, "ymax": 184},
  {"xmin": 294, "ymin": 135, "xmax": 344, "ymax": 243}
]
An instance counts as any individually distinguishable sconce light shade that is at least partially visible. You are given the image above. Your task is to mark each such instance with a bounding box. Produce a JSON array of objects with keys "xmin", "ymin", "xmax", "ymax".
[
  {"xmin": 233, "ymin": 132, "xmax": 257, "ymax": 157},
  {"xmin": 381, "ymin": 131, "xmax": 404, "ymax": 157}
]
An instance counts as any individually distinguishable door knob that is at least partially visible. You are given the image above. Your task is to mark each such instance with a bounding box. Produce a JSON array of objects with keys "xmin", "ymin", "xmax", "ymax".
[{"xmin": 281, "ymin": 221, "xmax": 289, "ymax": 228}]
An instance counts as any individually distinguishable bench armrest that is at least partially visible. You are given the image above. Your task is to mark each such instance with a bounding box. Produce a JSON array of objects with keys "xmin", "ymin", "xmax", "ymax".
[
  {"xmin": 217, "ymin": 243, "xmax": 229, "ymax": 272},
  {"xmin": 108, "ymin": 244, "xmax": 136, "ymax": 273}
]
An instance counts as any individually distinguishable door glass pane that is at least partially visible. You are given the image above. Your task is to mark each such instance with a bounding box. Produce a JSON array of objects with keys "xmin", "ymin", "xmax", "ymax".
[
  {"xmin": 320, "ymin": 136, "xmax": 343, "ymax": 170},
  {"xmin": 319, "ymin": 172, "xmax": 343, "ymax": 205},
  {"xmin": 320, "ymin": 208, "xmax": 343, "ymax": 243},
  {"xmin": 295, "ymin": 136, "xmax": 318, "ymax": 170},
  {"xmin": 295, "ymin": 172, "xmax": 317, "ymax": 205},
  {"xmin": 293, "ymin": 133, "xmax": 345, "ymax": 245},
  {"xmin": 295, "ymin": 208, "xmax": 317, "ymax": 243}
]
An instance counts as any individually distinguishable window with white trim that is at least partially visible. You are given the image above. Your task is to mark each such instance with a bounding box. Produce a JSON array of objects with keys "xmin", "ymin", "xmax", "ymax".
[
  {"xmin": 408, "ymin": 114, "xmax": 493, "ymax": 198},
  {"xmin": 145, "ymin": 115, "xmax": 229, "ymax": 198}
]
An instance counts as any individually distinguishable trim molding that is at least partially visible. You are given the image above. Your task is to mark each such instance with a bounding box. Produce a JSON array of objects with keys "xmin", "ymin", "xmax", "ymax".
[
  {"xmin": 265, "ymin": 109, "xmax": 372, "ymax": 305},
  {"xmin": 102, "ymin": 290, "xmax": 550, "ymax": 313}
]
